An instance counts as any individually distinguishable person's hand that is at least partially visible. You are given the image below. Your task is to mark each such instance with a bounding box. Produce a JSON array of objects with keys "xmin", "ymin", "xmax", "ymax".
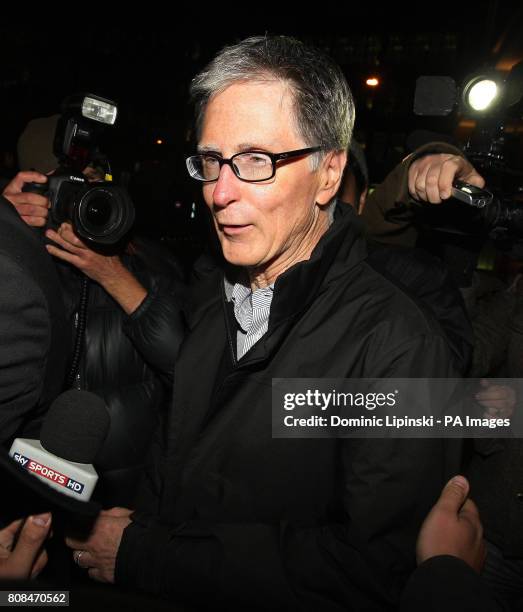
[
  {"xmin": 65, "ymin": 508, "xmax": 132, "ymax": 583},
  {"xmin": 475, "ymin": 379, "xmax": 516, "ymax": 419},
  {"xmin": 408, "ymin": 154, "xmax": 485, "ymax": 204},
  {"xmin": 45, "ymin": 223, "xmax": 147, "ymax": 315},
  {"xmin": 0, "ymin": 513, "xmax": 51, "ymax": 580},
  {"xmin": 2, "ymin": 171, "xmax": 49, "ymax": 227},
  {"xmin": 45, "ymin": 223, "xmax": 126, "ymax": 283},
  {"xmin": 417, "ymin": 475, "xmax": 485, "ymax": 573},
  {"xmin": 100, "ymin": 507, "xmax": 133, "ymax": 518}
]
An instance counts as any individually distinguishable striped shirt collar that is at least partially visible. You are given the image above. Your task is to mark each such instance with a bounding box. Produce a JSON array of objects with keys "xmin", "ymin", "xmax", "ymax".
[{"xmin": 224, "ymin": 273, "xmax": 275, "ymax": 359}]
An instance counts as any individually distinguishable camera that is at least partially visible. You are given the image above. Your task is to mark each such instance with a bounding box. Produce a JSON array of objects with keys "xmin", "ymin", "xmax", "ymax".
[
  {"xmin": 413, "ymin": 61, "xmax": 523, "ymax": 247},
  {"xmin": 23, "ymin": 172, "xmax": 134, "ymax": 246},
  {"xmin": 23, "ymin": 93, "xmax": 135, "ymax": 246}
]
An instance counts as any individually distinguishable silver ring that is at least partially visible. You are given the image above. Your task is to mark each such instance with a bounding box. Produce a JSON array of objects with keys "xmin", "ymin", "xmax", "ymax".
[{"xmin": 74, "ymin": 550, "xmax": 86, "ymax": 567}]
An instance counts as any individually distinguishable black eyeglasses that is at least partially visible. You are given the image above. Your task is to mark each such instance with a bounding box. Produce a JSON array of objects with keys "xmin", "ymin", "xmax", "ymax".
[{"xmin": 185, "ymin": 146, "xmax": 323, "ymax": 183}]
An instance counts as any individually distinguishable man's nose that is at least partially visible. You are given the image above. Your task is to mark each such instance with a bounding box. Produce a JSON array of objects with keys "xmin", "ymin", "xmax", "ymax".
[{"xmin": 211, "ymin": 163, "xmax": 241, "ymax": 208}]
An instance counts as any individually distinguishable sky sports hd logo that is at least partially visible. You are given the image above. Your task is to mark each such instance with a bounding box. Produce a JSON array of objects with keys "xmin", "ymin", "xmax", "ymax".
[{"xmin": 13, "ymin": 453, "xmax": 85, "ymax": 495}]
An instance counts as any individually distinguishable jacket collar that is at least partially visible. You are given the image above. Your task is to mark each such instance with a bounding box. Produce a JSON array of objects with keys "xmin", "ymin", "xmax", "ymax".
[
  {"xmin": 268, "ymin": 202, "xmax": 367, "ymax": 328},
  {"xmin": 185, "ymin": 202, "xmax": 367, "ymax": 332}
]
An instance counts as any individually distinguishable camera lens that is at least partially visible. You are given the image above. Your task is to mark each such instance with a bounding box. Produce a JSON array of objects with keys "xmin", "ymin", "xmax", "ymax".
[
  {"xmin": 85, "ymin": 197, "xmax": 112, "ymax": 228},
  {"xmin": 75, "ymin": 184, "xmax": 135, "ymax": 245}
]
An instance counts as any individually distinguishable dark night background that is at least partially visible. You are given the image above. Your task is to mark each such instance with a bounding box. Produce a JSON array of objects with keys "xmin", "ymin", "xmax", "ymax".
[{"xmin": 0, "ymin": 3, "xmax": 522, "ymax": 257}]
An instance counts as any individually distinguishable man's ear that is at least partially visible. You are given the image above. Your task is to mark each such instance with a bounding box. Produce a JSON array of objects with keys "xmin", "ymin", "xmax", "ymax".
[{"xmin": 316, "ymin": 150, "xmax": 347, "ymax": 206}]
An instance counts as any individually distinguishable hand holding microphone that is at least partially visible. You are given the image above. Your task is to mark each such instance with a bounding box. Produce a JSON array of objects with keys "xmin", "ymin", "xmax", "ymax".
[
  {"xmin": 9, "ymin": 390, "xmax": 110, "ymax": 502},
  {"xmin": 0, "ymin": 390, "xmax": 109, "ymax": 583}
]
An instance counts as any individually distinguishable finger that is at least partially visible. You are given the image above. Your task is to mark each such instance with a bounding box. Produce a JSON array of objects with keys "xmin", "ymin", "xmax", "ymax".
[
  {"xmin": 480, "ymin": 401, "xmax": 506, "ymax": 412},
  {"xmin": 459, "ymin": 498, "xmax": 481, "ymax": 523},
  {"xmin": 46, "ymin": 230, "xmax": 85, "ymax": 255},
  {"xmin": 476, "ymin": 393, "xmax": 505, "ymax": 404},
  {"xmin": 414, "ymin": 159, "xmax": 432, "ymax": 202},
  {"xmin": 7, "ymin": 514, "xmax": 51, "ymax": 577},
  {"xmin": 438, "ymin": 156, "xmax": 465, "ymax": 200},
  {"xmin": 476, "ymin": 383, "xmax": 506, "ymax": 394},
  {"xmin": 477, "ymin": 390, "xmax": 514, "ymax": 405},
  {"xmin": 13, "ymin": 203, "xmax": 50, "ymax": 218},
  {"xmin": 484, "ymin": 402, "xmax": 514, "ymax": 416},
  {"xmin": 461, "ymin": 169, "xmax": 485, "ymax": 189},
  {"xmin": 30, "ymin": 549, "xmax": 48, "ymax": 579},
  {"xmin": 58, "ymin": 225, "xmax": 87, "ymax": 249},
  {"xmin": 64, "ymin": 536, "xmax": 89, "ymax": 550},
  {"xmin": 1, "ymin": 518, "xmax": 25, "ymax": 541},
  {"xmin": 100, "ymin": 507, "xmax": 133, "ymax": 518},
  {"xmin": 408, "ymin": 160, "xmax": 423, "ymax": 198},
  {"xmin": 8, "ymin": 192, "xmax": 49, "ymax": 209},
  {"xmin": 424, "ymin": 166, "xmax": 443, "ymax": 204},
  {"xmin": 478, "ymin": 397, "xmax": 511, "ymax": 408},
  {"xmin": 46, "ymin": 244, "xmax": 85, "ymax": 268},
  {"xmin": 88, "ymin": 567, "xmax": 104, "ymax": 582},
  {"xmin": 3, "ymin": 172, "xmax": 48, "ymax": 194},
  {"xmin": 21, "ymin": 216, "xmax": 47, "ymax": 228},
  {"xmin": 476, "ymin": 390, "xmax": 509, "ymax": 401},
  {"xmin": 0, "ymin": 519, "xmax": 24, "ymax": 552},
  {"xmin": 73, "ymin": 550, "xmax": 95, "ymax": 569},
  {"xmin": 434, "ymin": 475, "xmax": 470, "ymax": 513}
]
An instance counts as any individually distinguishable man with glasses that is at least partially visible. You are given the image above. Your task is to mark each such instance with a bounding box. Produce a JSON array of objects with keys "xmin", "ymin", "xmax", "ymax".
[{"xmin": 66, "ymin": 36, "xmax": 470, "ymax": 610}]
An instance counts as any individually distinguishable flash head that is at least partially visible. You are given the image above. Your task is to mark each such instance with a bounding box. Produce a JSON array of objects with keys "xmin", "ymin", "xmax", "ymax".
[
  {"xmin": 61, "ymin": 93, "xmax": 117, "ymax": 125},
  {"xmin": 54, "ymin": 93, "xmax": 118, "ymax": 171},
  {"xmin": 81, "ymin": 96, "xmax": 117, "ymax": 125},
  {"xmin": 462, "ymin": 76, "xmax": 501, "ymax": 113}
]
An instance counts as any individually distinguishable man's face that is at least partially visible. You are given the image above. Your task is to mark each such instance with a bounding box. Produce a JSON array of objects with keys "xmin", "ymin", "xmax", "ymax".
[{"xmin": 199, "ymin": 81, "xmax": 327, "ymax": 276}]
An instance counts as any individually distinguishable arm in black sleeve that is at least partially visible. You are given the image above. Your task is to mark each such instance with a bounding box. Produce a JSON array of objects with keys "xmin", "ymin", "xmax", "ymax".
[
  {"xmin": 401, "ymin": 556, "xmax": 506, "ymax": 612},
  {"xmin": 361, "ymin": 142, "xmax": 464, "ymax": 247},
  {"xmin": 468, "ymin": 282, "xmax": 514, "ymax": 377},
  {"xmin": 123, "ymin": 281, "xmax": 186, "ymax": 386},
  {"xmin": 0, "ymin": 254, "xmax": 48, "ymax": 445},
  {"xmin": 367, "ymin": 244, "xmax": 474, "ymax": 374}
]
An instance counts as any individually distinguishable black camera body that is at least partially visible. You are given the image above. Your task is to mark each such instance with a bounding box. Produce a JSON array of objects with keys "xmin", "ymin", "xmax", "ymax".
[
  {"xmin": 414, "ymin": 62, "xmax": 523, "ymax": 247},
  {"xmin": 24, "ymin": 93, "xmax": 135, "ymax": 246},
  {"xmin": 23, "ymin": 172, "xmax": 134, "ymax": 246}
]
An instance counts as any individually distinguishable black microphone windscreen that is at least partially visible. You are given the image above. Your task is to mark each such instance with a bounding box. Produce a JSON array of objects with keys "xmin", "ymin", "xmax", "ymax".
[
  {"xmin": 40, "ymin": 390, "xmax": 110, "ymax": 464},
  {"xmin": 414, "ymin": 76, "xmax": 456, "ymax": 116}
]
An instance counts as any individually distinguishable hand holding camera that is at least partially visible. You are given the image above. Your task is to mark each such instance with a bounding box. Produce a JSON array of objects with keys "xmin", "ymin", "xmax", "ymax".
[
  {"xmin": 44, "ymin": 221, "xmax": 123, "ymax": 282},
  {"xmin": 21, "ymin": 171, "xmax": 134, "ymax": 246},
  {"xmin": 4, "ymin": 94, "xmax": 135, "ymax": 246},
  {"xmin": 2, "ymin": 170, "xmax": 50, "ymax": 228},
  {"xmin": 408, "ymin": 154, "xmax": 485, "ymax": 204}
]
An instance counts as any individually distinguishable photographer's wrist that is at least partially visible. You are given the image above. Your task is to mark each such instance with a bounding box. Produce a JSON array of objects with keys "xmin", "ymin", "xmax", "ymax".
[{"xmin": 98, "ymin": 264, "xmax": 148, "ymax": 315}]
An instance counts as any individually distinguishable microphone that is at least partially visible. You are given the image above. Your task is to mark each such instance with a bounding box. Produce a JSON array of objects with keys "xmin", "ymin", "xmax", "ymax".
[
  {"xmin": 9, "ymin": 390, "xmax": 110, "ymax": 501},
  {"xmin": 413, "ymin": 76, "xmax": 457, "ymax": 116}
]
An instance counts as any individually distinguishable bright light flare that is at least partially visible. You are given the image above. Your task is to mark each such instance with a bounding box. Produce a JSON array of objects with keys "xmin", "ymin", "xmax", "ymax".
[{"xmin": 466, "ymin": 79, "xmax": 498, "ymax": 111}]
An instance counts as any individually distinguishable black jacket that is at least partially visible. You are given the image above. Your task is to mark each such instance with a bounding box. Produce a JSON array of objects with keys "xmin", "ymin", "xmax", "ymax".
[
  {"xmin": 116, "ymin": 206, "xmax": 461, "ymax": 611},
  {"xmin": 0, "ymin": 197, "xmax": 68, "ymax": 446},
  {"xmin": 56, "ymin": 239, "xmax": 185, "ymax": 507},
  {"xmin": 401, "ymin": 556, "xmax": 506, "ymax": 612}
]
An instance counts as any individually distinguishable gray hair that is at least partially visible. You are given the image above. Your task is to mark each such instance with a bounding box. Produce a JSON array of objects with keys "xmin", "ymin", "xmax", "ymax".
[{"xmin": 190, "ymin": 35, "xmax": 355, "ymax": 167}]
